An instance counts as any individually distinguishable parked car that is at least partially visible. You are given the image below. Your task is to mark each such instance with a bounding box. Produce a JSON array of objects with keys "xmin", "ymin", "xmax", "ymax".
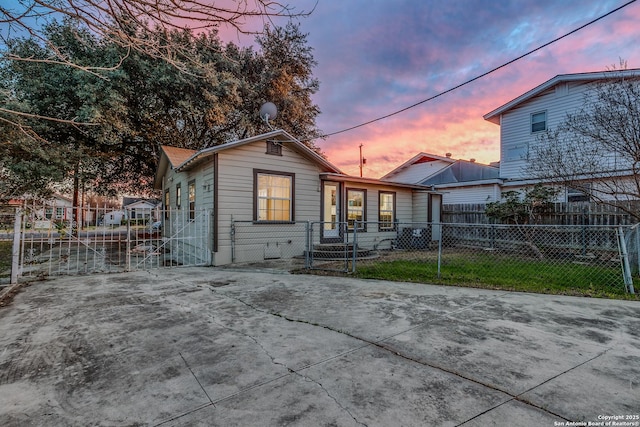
[{"xmin": 150, "ymin": 221, "xmax": 162, "ymax": 232}]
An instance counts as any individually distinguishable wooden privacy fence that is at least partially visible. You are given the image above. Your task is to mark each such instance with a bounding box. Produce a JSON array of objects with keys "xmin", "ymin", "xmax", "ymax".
[{"xmin": 443, "ymin": 201, "xmax": 640, "ymax": 225}]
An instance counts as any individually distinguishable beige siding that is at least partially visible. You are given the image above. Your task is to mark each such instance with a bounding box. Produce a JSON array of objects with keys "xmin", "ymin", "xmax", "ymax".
[
  {"xmin": 162, "ymin": 138, "xmax": 436, "ymax": 266},
  {"xmin": 214, "ymin": 141, "xmax": 323, "ymax": 265}
]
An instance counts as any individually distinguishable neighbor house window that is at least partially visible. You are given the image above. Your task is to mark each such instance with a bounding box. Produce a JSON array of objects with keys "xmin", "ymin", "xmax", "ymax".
[
  {"xmin": 176, "ymin": 184, "xmax": 181, "ymax": 210},
  {"xmin": 567, "ymin": 184, "xmax": 591, "ymax": 202},
  {"xmin": 505, "ymin": 144, "xmax": 528, "ymax": 161},
  {"xmin": 531, "ymin": 111, "xmax": 546, "ymax": 133},
  {"xmin": 56, "ymin": 207, "xmax": 64, "ymax": 218},
  {"xmin": 188, "ymin": 180, "xmax": 195, "ymax": 220},
  {"xmin": 45, "ymin": 208, "xmax": 53, "ymax": 219},
  {"xmin": 347, "ymin": 188, "xmax": 366, "ymax": 231},
  {"xmin": 164, "ymin": 190, "xmax": 170, "ymax": 219},
  {"xmin": 379, "ymin": 192, "xmax": 396, "ymax": 231},
  {"xmin": 254, "ymin": 170, "xmax": 294, "ymax": 222}
]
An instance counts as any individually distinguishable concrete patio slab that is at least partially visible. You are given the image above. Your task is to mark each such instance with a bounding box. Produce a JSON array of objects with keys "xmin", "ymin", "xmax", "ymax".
[{"xmin": 0, "ymin": 268, "xmax": 638, "ymax": 426}]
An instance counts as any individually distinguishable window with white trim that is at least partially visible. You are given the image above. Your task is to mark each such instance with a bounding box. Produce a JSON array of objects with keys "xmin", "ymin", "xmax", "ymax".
[{"xmin": 531, "ymin": 111, "xmax": 546, "ymax": 133}]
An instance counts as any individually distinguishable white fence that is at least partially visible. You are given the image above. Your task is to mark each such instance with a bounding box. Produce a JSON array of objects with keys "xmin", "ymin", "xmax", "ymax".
[{"xmin": 1, "ymin": 207, "xmax": 212, "ymax": 283}]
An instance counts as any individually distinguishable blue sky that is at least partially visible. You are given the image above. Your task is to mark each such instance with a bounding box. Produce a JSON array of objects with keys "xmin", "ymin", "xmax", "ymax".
[
  {"xmin": 227, "ymin": 0, "xmax": 640, "ymax": 176},
  {"xmin": 4, "ymin": 0, "xmax": 639, "ymax": 177}
]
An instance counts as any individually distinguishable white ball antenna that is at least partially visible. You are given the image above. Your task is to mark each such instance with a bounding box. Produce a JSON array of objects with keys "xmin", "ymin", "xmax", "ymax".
[{"xmin": 259, "ymin": 102, "xmax": 278, "ymax": 129}]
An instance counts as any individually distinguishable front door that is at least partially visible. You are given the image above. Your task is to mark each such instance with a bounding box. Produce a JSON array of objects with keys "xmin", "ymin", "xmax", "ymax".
[{"xmin": 322, "ymin": 182, "xmax": 341, "ymax": 241}]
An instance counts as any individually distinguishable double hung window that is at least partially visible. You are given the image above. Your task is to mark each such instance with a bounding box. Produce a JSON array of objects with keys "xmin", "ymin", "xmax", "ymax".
[
  {"xmin": 255, "ymin": 170, "xmax": 294, "ymax": 222},
  {"xmin": 347, "ymin": 188, "xmax": 366, "ymax": 231},
  {"xmin": 379, "ymin": 192, "xmax": 396, "ymax": 231}
]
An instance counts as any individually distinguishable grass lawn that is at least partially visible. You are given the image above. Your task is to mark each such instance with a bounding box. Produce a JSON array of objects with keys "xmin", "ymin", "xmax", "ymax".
[
  {"xmin": 0, "ymin": 241, "xmax": 12, "ymax": 277},
  {"xmin": 354, "ymin": 254, "xmax": 639, "ymax": 300}
]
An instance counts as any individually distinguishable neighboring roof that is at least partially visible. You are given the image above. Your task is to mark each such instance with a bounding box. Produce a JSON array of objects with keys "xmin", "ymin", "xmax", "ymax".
[
  {"xmin": 421, "ymin": 160, "xmax": 500, "ymax": 186},
  {"xmin": 161, "ymin": 146, "xmax": 197, "ymax": 168},
  {"xmin": 484, "ymin": 68, "xmax": 640, "ymax": 124},
  {"xmin": 123, "ymin": 197, "xmax": 159, "ymax": 208},
  {"xmin": 320, "ymin": 173, "xmax": 435, "ymax": 191},
  {"xmin": 380, "ymin": 152, "xmax": 455, "ymax": 181}
]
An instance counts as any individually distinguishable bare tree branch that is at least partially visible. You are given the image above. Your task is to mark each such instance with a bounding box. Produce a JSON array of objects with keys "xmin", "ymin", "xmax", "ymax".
[
  {"xmin": 0, "ymin": 0, "xmax": 314, "ymax": 123},
  {"xmin": 529, "ymin": 70, "xmax": 640, "ymax": 220}
]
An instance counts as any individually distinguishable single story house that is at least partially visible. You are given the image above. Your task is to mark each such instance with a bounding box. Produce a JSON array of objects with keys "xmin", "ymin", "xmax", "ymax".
[
  {"xmin": 123, "ymin": 197, "xmax": 160, "ymax": 222},
  {"xmin": 381, "ymin": 153, "xmax": 501, "ymax": 204},
  {"xmin": 154, "ymin": 129, "xmax": 441, "ymax": 266}
]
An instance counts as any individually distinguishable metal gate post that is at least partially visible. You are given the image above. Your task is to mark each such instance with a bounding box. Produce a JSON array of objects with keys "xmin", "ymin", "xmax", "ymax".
[
  {"xmin": 230, "ymin": 217, "xmax": 235, "ymax": 263},
  {"xmin": 125, "ymin": 209, "xmax": 131, "ymax": 271},
  {"xmin": 635, "ymin": 224, "xmax": 640, "ymax": 277},
  {"xmin": 352, "ymin": 222, "xmax": 357, "ymax": 273},
  {"xmin": 618, "ymin": 227, "xmax": 635, "ymax": 294},
  {"xmin": 437, "ymin": 223, "xmax": 443, "ymax": 279},
  {"xmin": 10, "ymin": 208, "xmax": 22, "ymax": 285},
  {"xmin": 305, "ymin": 221, "xmax": 311, "ymax": 269}
]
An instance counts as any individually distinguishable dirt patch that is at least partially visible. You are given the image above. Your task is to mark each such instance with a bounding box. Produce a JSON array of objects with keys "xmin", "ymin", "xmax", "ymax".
[{"xmin": 0, "ymin": 280, "xmax": 35, "ymax": 308}]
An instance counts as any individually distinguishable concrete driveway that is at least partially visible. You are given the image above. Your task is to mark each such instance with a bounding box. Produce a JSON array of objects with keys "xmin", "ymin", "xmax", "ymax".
[{"xmin": 0, "ymin": 268, "xmax": 638, "ymax": 426}]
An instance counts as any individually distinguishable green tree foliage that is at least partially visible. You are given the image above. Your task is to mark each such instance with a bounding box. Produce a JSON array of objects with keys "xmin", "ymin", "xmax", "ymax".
[
  {"xmin": 0, "ymin": 18, "xmax": 323, "ymax": 199},
  {"xmin": 486, "ymin": 184, "xmax": 559, "ymax": 225},
  {"xmin": 0, "ymin": 20, "xmax": 111, "ymax": 200},
  {"xmin": 485, "ymin": 184, "xmax": 559, "ymax": 260}
]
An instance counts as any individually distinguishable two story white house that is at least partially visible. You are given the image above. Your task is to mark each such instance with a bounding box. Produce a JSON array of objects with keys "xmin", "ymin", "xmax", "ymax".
[
  {"xmin": 383, "ymin": 69, "xmax": 640, "ymax": 210},
  {"xmin": 482, "ymin": 68, "xmax": 640, "ymax": 202}
]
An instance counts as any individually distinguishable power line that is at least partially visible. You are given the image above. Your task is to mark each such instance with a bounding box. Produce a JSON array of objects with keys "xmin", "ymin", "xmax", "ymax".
[{"xmin": 318, "ymin": 0, "xmax": 637, "ymax": 139}]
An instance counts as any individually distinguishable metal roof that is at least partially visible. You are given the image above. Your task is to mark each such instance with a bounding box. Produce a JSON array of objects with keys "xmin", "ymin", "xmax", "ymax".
[{"xmin": 420, "ymin": 160, "xmax": 499, "ymax": 185}]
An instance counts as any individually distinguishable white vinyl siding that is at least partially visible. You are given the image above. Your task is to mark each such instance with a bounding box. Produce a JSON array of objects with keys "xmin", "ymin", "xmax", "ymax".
[
  {"xmin": 440, "ymin": 184, "xmax": 502, "ymax": 204},
  {"xmin": 500, "ymin": 81, "xmax": 590, "ymax": 179}
]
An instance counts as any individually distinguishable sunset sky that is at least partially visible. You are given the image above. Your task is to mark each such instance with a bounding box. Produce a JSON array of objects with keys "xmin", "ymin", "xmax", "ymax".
[{"xmin": 224, "ymin": 0, "xmax": 640, "ymax": 178}]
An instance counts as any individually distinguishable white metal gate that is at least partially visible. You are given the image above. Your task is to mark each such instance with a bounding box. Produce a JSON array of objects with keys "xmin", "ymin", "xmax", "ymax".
[{"xmin": 8, "ymin": 206, "xmax": 212, "ymax": 281}]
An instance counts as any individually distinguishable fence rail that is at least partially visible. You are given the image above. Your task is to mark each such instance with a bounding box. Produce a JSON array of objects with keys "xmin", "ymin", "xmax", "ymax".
[
  {"xmin": 443, "ymin": 201, "xmax": 640, "ymax": 225},
  {"xmin": 3, "ymin": 207, "xmax": 637, "ymax": 295},
  {"xmin": 230, "ymin": 220, "xmax": 638, "ymax": 294},
  {"xmin": 1, "ymin": 207, "xmax": 211, "ymax": 283}
]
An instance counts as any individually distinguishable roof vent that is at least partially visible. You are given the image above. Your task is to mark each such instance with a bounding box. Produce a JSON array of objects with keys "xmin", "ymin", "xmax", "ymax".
[
  {"xmin": 470, "ymin": 158, "xmax": 476, "ymax": 163},
  {"xmin": 445, "ymin": 153, "xmax": 452, "ymax": 158}
]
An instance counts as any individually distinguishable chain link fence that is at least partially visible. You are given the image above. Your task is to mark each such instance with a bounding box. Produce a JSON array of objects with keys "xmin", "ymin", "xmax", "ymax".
[
  {"xmin": 231, "ymin": 221, "xmax": 309, "ymax": 265},
  {"xmin": 352, "ymin": 222, "xmax": 637, "ymax": 295},
  {"xmin": 5, "ymin": 209, "xmax": 638, "ymax": 296},
  {"xmin": 228, "ymin": 220, "xmax": 638, "ymax": 294}
]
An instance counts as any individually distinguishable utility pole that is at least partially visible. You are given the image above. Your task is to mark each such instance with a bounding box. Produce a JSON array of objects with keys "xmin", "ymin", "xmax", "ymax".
[{"xmin": 359, "ymin": 144, "xmax": 366, "ymax": 177}]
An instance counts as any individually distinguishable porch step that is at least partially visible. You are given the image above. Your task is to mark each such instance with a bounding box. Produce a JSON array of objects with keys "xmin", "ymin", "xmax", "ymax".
[{"xmin": 308, "ymin": 244, "xmax": 377, "ymax": 260}]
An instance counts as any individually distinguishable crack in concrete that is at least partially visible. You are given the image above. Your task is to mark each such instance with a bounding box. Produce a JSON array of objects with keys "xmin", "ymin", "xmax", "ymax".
[
  {"xmin": 455, "ymin": 348, "xmax": 610, "ymax": 426},
  {"xmin": 218, "ymin": 291, "xmax": 594, "ymax": 423},
  {"xmin": 205, "ymin": 312, "xmax": 368, "ymax": 427}
]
